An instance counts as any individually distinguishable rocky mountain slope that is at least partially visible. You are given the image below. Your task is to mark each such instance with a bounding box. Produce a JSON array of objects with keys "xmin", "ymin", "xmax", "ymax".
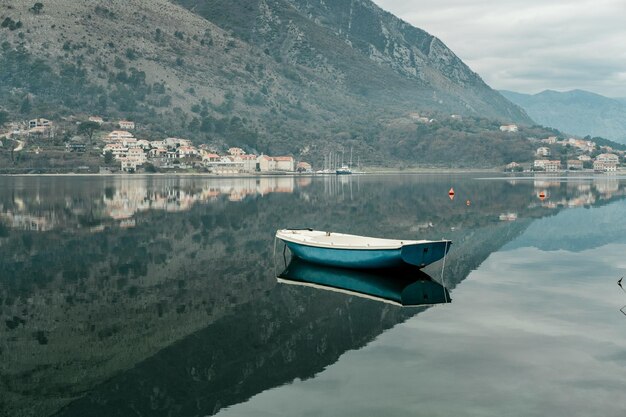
[
  {"xmin": 501, "ymin": 89, "xmax": 626, "ymax": 144},
  {"xmin": 0, "ymin": 0, "xmax": 531, "ymax": 164}
]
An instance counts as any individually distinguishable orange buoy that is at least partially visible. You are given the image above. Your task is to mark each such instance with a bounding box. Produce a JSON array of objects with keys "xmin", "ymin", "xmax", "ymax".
[
  {"xmin": 448, "ymin": 187, "xmax": 455, "ymax": 200},
  {"xmin": 538, "ymin": 191, "xmax": 546, "ymax": 201}
]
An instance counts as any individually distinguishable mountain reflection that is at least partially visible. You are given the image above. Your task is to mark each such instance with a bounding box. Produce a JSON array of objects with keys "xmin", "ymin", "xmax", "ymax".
[{"xmin": 1, "ymin": 174, "xmax": 626, "ymax": 417}]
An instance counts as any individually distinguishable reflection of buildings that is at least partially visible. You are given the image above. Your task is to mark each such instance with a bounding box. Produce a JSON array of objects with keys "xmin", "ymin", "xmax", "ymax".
[
  {"xmin": 533, "ymin": 180, "xmax": 560, "ymax": 188},
  {"xmin": 0, "ymin": 177, "xmax": 307, "ymax": 232},
  {"xmin": 0, "ymin": 212, "xmax": 55, "ymax": 231},
  {"xmin": 102, "ymin": 177, "xmax": 300, "ymax": 221},
  {"xmin": 593, "ymin": 178, "xmax": 619, "ymax": 195}
]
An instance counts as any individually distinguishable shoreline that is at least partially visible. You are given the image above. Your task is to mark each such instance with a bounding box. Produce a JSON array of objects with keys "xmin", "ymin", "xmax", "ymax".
[
  {"xmin": 0, "ymin": 167, "xmax": 503, "ymax": 177},
  {"xmin": 0, "ymin": 168, "xmax": 623, "ymax": 178}
]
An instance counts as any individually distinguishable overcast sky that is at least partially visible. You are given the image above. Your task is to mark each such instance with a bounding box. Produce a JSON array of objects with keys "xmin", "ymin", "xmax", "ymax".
[{"xmin": 375, "ymin": 0, "xmax": 626, "ymax": 97}]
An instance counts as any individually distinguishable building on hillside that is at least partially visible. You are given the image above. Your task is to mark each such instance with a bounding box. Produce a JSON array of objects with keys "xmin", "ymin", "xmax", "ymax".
[
  {"xmin": 536, "ymin": 147, "xmax": 551, "ymax": 157},
  {"xmin": 297, "ymin": 161, "xmax": 312, "ymax": 172},
  {"xmin": 236, "ymin": 154, "xmax": 258, "ymax": 172},
  {"xmin": 567, "ymin": 160, "xmax": 583, "ymax": 170},
  {"xmin": 228, "ymin": 147, "xmax": 246, "ymax": 156},
  {"xmin": 257, "ymin": 155, "xmax": 273, "ymax": 172},
  {"xmin": 106, "ymin": 130, "xmax": 134, "ymax": 142},
  {"xmin": 126, "ymin": 148, "xmax": 147, "ymax": 165},
  {"xmin": 256, "ymin": 155, "xmax": 295, "ymax": 172},
  {"xmin": 201, "ymin": 152, "xmax": 220, "ymax": 163},
  {"xmin": 28, "ymin": 126, "xmax": 54, "ymax": 138},
  {"xmin": 29, "ymin": 118, "xmax": 51, "ymax": 129},
  {"xmin": 164, "ymin": 137, "xmax": 192, "ymax": 148},
  {"xmin": 150, "ymin": 140, "xmax": 166, "ymax": 148},
  {"xmin": 65, "ymin": 142, "xmax": 86, "ymax": 152},
  {"xmin": 594, "ymin": 160, "xmax": 617, "ymax": 172},
  {"xmin": 120, "ymin": 158, "xmax": 138, "ymax": 172},
  {"xmin": 578, "ymin": 154, "xmax": 592, "ymax": 162},
  {"xmin": 541, "ymin": 136, "xmax": 558, "ymax": 144},
  {"xmin": 118, "ymin": 120, "xmax": 135, "ymax": 130},
  {"xmin": 122, "ymin": 137, "xmax": 138, "ymax": 148},
  {"xmin": 563, "ymin": 138, "xmax": 594, "ymax": 152},
  {"xmin": 102, "ymin": 143, "xmax": 128, "ymax": 159},
  {"xmin": 544, "ymin": 160, "xmax": 561, "ymax": 172},
  {"xmin": 499, "ymin": 124, "xmax": 518, "ymax": 133},
  {"xmin": 505, "ymin": 162, "xmax": 522, "ymax": 172},
  {"xmin": 534, "ymin": 160, "xmax": 561, "ymax": 172},
  {"xmin": 177, "ymin": 146, "xmax": 199, "ymax": 158},
  {"xmin": 149, "ymin": 147, "xmax": 167, "ymax": 158},
  {"xmin": 89, "ymin": 116, "xmax": 104, "ymax": 124},
  {"xmin": 273, "ymin": 156, "xmax": 295, "ymax": 171},
  {"xmin": 136, "ymin": 139, "xmax": 151, "ymax": 150},
  {"xmin": 596, "ymin": 153, "xmax": 619, "ymax": 164},
  {"xmin": 205, "ymin": 157, "xmax": 245, "ymax": 174}
]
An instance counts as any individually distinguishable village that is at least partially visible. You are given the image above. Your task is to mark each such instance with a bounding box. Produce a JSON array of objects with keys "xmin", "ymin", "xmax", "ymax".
[
  {"xmin": 0, "ymin": 116, "xmax": 313, "ymax": 174},
  {"xmin": 1, "ymin": 116, "xmax": 625, "ymax": 174},
  {"xmin": 500, "ymin": 125, "xmax": 626, "ymax": 173}
]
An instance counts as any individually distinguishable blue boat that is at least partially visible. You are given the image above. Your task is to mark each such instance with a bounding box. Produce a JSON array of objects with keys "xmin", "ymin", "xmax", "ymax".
[
  {"xmin": 275, "ymin": 229, "xmax": 451, "ymax": 269},
  {"xmin": 335, "ymin": 165, "xmax": 352, "ymax": 175},
  {"xmin": 277, "ymin": 257, "xmax": 450, "ymax": 307}
]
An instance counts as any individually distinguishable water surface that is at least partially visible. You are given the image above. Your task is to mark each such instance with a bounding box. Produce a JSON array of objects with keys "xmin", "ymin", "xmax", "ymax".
[{"xmin": 1, "ymin": 174, "xmax": 625, "ymax": 416}]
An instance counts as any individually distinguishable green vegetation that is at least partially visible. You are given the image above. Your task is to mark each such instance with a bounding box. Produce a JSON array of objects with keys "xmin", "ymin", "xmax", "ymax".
[
  {"xmin": 2, "ymin": 1, "xmax": 614, "ymax": 170},
  {"xmin": 30, "ymin": 2, "xmax": 44, "ymax": 14},
  {"xmin": 77, "ymin": 121, "xmax": 100, "ymax": 141},
  {"xmin": 1, "ymin": 17, "xmax": 23, "ymax": 31}
]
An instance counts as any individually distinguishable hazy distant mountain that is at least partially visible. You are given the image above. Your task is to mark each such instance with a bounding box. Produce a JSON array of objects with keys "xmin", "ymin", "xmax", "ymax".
[
  {"xmin": 0, "ymin": 0, "xmax": 531, "ymax": 165},
  {"xmin": 501, "ymin": 89, "xmax": 626, "ymax": 144}
]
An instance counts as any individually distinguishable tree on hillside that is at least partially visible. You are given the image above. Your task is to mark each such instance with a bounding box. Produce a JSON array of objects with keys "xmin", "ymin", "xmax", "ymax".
[
  {"xmin": 19, "ymin": 97, "xmax": 32, "ymax": 115},
  {"xmin": 0, "ymin": 110, "xmax": 9, "ymax": 127},
  {"xmin": 31, "ymin": 3, "xmax": 44, "ymax": 14},
  {"xmin": 104, "ymin": 150, "xmax": 114, "ymax": 165},
  {"xmin": 77, "ymin": 121, "xmax": 100, "ymax": 142}
]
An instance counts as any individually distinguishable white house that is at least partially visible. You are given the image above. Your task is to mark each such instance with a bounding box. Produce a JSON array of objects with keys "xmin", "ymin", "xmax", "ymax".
[
  {"xmin": 228, "ymin": 147, "xmax": 246, "ymax": 156},
  {"xmin": 103, "ymin": 143, "xmax": 128, "ymax": 159},
  {"xmin": 106, "ymin": 130, "xmax": 134, "ymax": 142},
  {"xmin": 499, "ymin": 124, "xmax": 518, "ymax": 133},
  {"xmin": 29, "ymin": 118, "xmax": 51, "ymax": 129},
  {"xmin": 126, "ymin": 147, "xmax": 147, "ymax": 165},
  {"xmin": 534, "ymin": 160, "xmax": 561, "ymax": 172},
  {"xmin": 596, "ymin": 153, "xmax": 619, "ymax": 163},
  {"xmin": 536, "ymin": 147, "xmax": 551, "ymax": 157},
  {"xmin": 118, "ymin": 120, "xmax": 135, "ymax": 130},
  {"xmin": 164, "ymin": 137, "xmax": 192, "ymax": 148},
  {"xmin": 594, "ymin": 160, "xmax": 617, "ymax": 172}
]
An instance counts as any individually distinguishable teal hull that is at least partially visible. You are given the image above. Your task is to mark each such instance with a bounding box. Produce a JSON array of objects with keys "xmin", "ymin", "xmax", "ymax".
[
  {"xmin": 278, "ymin": 258, "xmax": 450, "ymax": 306},
  {"xmin": 282, "ymin": 239, "xmax": 451, "ymax": 269}
]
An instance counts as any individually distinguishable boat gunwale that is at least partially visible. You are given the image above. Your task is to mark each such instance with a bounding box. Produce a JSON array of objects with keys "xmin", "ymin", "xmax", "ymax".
[{"xmin": 276, "ymin": 229, "xmax": 450, "ymax": 251}]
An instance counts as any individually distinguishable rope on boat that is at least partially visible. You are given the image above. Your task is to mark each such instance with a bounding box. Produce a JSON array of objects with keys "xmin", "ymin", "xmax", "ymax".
[
  {"xmin": 273, "ymin": 234, "xmax": 278, "ymax": 277},
  {"xmin": 440, "ymin": 240, "xmax": 450, "ymax": 303}
]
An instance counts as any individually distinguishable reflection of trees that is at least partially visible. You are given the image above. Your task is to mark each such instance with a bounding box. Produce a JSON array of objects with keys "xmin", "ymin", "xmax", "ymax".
[{"xmin": 0, "ymin": 175, "xmax": 625, "ymax": 416}]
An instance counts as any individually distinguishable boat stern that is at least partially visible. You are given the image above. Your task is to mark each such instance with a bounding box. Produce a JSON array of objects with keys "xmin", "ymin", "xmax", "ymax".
[{"xmin": 400, "ymin": 240, "xmax": 452, "ymax": 268}]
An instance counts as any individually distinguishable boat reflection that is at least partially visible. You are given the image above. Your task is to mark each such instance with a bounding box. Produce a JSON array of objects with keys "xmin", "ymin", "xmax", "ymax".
[{"xmin": 277, "ymin": 257, "xmax": 451, "ymax": 307}]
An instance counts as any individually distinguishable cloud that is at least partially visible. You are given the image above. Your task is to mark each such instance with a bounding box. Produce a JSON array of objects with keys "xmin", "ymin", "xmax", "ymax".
[{"xmin": 374, "ymin": 0, "xmax": 626, "ymax": 97}]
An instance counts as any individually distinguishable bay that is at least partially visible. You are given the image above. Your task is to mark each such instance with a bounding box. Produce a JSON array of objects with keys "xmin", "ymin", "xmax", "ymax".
[{"xmin": 0, "ymin": 174, "xmax": 625, "ymax": 416}]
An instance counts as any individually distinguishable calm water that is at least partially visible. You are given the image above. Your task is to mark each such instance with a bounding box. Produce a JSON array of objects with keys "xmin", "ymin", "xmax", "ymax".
[{"xmin": 1, "ymin": 174, "xmax": 626, "ymax": 416}]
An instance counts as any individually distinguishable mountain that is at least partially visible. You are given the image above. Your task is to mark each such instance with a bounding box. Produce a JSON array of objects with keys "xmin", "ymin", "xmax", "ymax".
[
  {"xmin": 0, "ymin": 0, "xmax": 531, "ymax": 165},
  {"xmin": 501, "ymin": 89, "xmax": 626, "ymax": 144}
]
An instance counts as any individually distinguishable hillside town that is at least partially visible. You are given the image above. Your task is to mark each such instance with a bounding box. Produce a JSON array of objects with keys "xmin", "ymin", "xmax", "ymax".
[
  {"xmin": 0, "ymin": 116, "xmax": 312, "ymax": 174},
  {"xmin": 1, "ymin": 116, "xmax": 625, "ymax": 174},
  {"xmin": 501, "ymin": 128, "xmax": 626, "ymax": 173}
]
